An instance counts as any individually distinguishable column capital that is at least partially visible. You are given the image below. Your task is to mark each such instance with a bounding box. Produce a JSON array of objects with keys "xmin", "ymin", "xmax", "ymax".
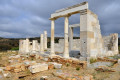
[
  {"xmin": 64, "ymin": 14, "xmax": 71, "ymax": 17},
  {"xmin": 49, "ymin": 17, "xmax": 57, "ymax": 20}
]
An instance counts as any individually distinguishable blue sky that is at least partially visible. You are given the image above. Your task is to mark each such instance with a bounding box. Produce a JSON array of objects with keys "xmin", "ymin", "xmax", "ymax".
[{"xmin": 0, "ymin": 0, "xmax": 120, "ymax": 38}]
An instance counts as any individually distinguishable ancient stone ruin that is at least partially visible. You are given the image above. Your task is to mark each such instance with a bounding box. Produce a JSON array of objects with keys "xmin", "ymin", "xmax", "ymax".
[
  {"xmin": 1, "ymin": 2, "xmax": 120, "ymax": 80},
  {"xmin": 49, "ymin": 2, "xmax": 118, "ymax": 60},
  {"xmin": 19, "ymin": 31, "xmax": 47, "ymax": 54},
  {"xmin": 19, "ymin": 2, "xmax": 118, "ymax": 60}
]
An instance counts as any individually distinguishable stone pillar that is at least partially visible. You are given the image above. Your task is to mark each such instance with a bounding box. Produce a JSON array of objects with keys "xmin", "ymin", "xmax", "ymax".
[
  {"xmin": 69, "ymin": 27, "xmax": 73, "ymax": 51},
  {"xmin": 80, "ymin": 10, "xmax": 93, "ymax": 60},
  {"xmin": 40, "ymin": 34, "xmax": 44, "ymax": 53},
  {"xmin": 26, "ymin": 38, "xmax": 29, "ymax": 53},
  {"xmin": 19, "ymin": 40, "xmax": 22, "ymax": 53},
  {"xmin": 23, "ymin": 40, "xmax": 26, "ymax": 53},
  {"xmin": 50, "ymin": 19, "xmax": 55, "ymax": 56},
  {"xmin": 63, "ymin": 16, "xmax": 69, "ymax": 58},
  {"xmin": 44, "ymin": 31, "xmax": 47, "ymax": 50},
  {"xmin": 32, "ymin": 40, "xmax": 37, "ymax": 53}
]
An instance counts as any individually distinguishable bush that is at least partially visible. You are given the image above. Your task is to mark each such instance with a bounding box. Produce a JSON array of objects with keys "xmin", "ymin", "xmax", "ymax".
[
  {"xmin": 66, "ymin": 63, "xmax": 70, "ymax": 67},
  {"xmin": 11, "ymin": 47, "xmax": 19, "ymax": 50},
  {"xmin": 90, "ymin": 58, "xmax": 97, "ymax": 64},
  {"xmin": 76, "ymin": 67, "xmax": 80, "ymax": 71}
]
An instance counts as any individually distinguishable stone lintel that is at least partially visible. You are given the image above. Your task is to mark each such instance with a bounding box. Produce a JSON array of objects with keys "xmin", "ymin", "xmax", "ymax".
[
  {"xmin": 50, "ymin": 2, "xmax": 88, "ymax": 19},
  {"xmin": 69, "ymin": 24, "xmax": 80, "ymax": 28}
]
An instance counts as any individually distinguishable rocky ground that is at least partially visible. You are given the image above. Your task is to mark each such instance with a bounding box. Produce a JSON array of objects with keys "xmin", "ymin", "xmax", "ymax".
[{"xmin": 0, "ymin": 51, "xmax": 120, "ymax": 80}]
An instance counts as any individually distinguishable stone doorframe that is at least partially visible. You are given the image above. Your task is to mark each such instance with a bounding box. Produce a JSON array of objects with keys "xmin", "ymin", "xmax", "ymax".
[{"xmin": 69, "ymin": 24, "xmax": 80, "ymax": 51}]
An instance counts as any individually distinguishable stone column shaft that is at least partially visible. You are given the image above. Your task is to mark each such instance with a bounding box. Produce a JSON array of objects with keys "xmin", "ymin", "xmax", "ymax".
[
  {"xmin": 44, "ymin": 31, "xmax": 47, "ymax": 50},
  {"xmin": 50, "ymin": 20, "xmax": 55, "ymax": 56},
  {"xmin": 19, "ymin": 40, "xmax": 22, "ymax": 53},
  {"xmin": 26, "ymin": 38, "xmax": 29, "ymax": 53},
  {"xmin": 40, "ymin": 34, "xmax": 44, "ymax": 53},
  {"xmin": 63, "ymin": 16, "xmax": 69, "ymax": 58},
  {"xmin": 32, "ymin": 40, "xmax": 37, "ymax": 51},
  {"xmin": 69, "ymin": 27, "xmax": 73, "ymax": 51}
]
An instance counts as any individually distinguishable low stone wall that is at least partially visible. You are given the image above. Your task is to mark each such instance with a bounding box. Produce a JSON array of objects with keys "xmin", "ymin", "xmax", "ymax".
[
  {"xmin": 54, "ymin": 39, "xmax": 80, "ymax": 53},
  {"xmin": 47, "ymin": 56, "xmax": 87, "ymax": 68}
]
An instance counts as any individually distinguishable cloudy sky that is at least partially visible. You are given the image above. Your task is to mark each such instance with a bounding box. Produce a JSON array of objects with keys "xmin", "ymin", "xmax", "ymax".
[{"xmin": 0, "ymin": 0, "xmax": 120, "ymax": 38}]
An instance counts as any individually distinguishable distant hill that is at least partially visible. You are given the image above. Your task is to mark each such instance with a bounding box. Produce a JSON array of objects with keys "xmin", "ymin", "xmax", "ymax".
[{"xmin": 0, "ymin": 37, "xmax": 119, "ymax": 51}]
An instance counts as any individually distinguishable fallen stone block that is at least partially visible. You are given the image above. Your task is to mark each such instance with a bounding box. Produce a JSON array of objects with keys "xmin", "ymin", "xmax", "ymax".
[
  {"xmin": 9, "ymin": 55, "xmax": 20, "ymax": 59},
  {"xmin": 54, "ymin": 63, "xmax": 62, "ymax": 69},
  {"xmin": 48, "ymin": 64, "xmax": 54, "ymax": 70},
  {"xmin": 40, "ymin": 76, "xmax": 48, "ymax": 80},
  {"xmin": 5, "ymin": 66, "xmax": 12, "ymax": 71},
  {"xmin": 118, "ymin": 59, "xmax": 120, "ymax": 64},
  {"xmin": 29, "ymin": 63, "xmax": 48, "ymax": 73},
  {"xmin": 49, "ymin": 62, "xmax": 62, "ymax": 69},
  {"xmin": 24, "ymin": 61, "xmax": 37, "ymax": 67},
  {"xmin": 44, "ymin": 58, "xmax": 49, "ymax": 61},
  {"xmin": 21, "ymin": 65, "xmax": 26, "ymax": 71},
  {"xmin": 14, "ymin": 63, "xmax": 22, "ymax": 69},
  {"xmin": 52, "ymin": 72, "xmax": 67, "ymax": 79},
  {"xmin": 95, "ymin": 66, "xmax": 115, "ymax": 72},
  {"xmin": 0, "ymin": 68, "xmax": 4, "ymax": 73},
  {"xmin": 14, "ymin": 68, "xmax": 21, "ymax": 73},
  {"xmin": 2, "ymin": 71, "xmax": 11, "ymax": 78}
]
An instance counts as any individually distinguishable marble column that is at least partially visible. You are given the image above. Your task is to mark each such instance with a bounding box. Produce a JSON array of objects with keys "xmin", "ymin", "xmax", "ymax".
[
  {"xmin": 50, "ymin": 19, "xmax": 55, "ymax": 56},
  {"xmin": 26, "ymin": 38, "xmax": 29, "ymax": 53},
  {"xmin": 40, "ymin": 34, "xmax": 44, "ymax": 53},
  {"xmin": 69, "ymin": 27, "xmax": 73, "ymax": 51},
  {"xmin": 44, "ymin": 31, "xmax": 47, "ymax": 50},
  {"xmin": 63, "ymin": 16, "xmax": 69, "ymax": 58},
  {"xmin": 32, "ymin": 40, "xmax": 37, "ymax": 53},
  {"xmin": 19, "ymin": 40, "xmax": 22, "ymax": 53}
]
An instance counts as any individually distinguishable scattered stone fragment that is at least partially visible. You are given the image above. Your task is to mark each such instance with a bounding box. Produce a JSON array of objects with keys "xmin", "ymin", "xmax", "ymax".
[
  {"xmin": 9, "ymin": 55, "xmax": 20, "ymax": 59},
  {"xmin": 118, "ymin": 59, "xmax": 120, "ymax": 64},
  {"xmin": 24, "ymin": 61, "xmax": 37, "ymax": 67},
  {"xmin": 52, "ymin": 72, "xmax": 67, "ymax": 79},
  {"xmin": 44, "ymin": 58, "xmax": 49, "ymax": 61},
  {"xmin": 0, "ymin": 68, "xmax": 4, "ymax": 73},
  {"xmin": 40, "ymin": 76, "xmax": 48, "ymax": 80},
  {"xmin": 2, "ymin": 71, "xmax": 11, "ymax": 78},
  {"xmin": 49, "ymin": 62, "xmax": 62, "ymax": 69},
  {"xmin": 48, "ymin": 64, "xmax": 54, "ymax": 70},
  {"xmin": 56, "ymin": 70, "xmax": 62, "ymax": 73},
  {"xmin": 29, "ymin": 63, "xmax": 48, "ymax": 73},
  {"xmin": 95, "ymin": 66, "xmax": 115, "ymax": 72}
]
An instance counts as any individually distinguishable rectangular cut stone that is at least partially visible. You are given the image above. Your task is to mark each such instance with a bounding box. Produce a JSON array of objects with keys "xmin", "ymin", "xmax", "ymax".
[
  {"xmin": 51, "ymin": 2, "xmax": 88, "ymax": 19},
  {"xmin": 87, "ymin": 31, "xmax": 94, "ymax": 38},
  {"xmin": 29, "ymin": 63, "xmax": 48, "ymax": 73},
  {"xmin": 118, "ymin": 59, "xmax": 120, "ymax": 64},
  {"xmin": 48, "ymin": 62, "xmax": 62, "ymax": 69},
  {"xmin": 80, "ymin": 31, "xmax": 94, "ymax": 38}
]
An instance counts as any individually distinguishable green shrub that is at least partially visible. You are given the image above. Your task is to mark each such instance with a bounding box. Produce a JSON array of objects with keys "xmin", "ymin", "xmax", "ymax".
[
  {"xmin": 76, "ymin": 67, "xmax": 80, "ymax": 71},
  {"xmin": 11, "ymin": 47, "xmax": 19, "ymax": 50},
  {"xmin": 66, "ymin": 63, "xmax": 70, "ymax": 67},
  {"xmin": 90, "ymin": 58, "xmax": 97, "ymax": 64}
]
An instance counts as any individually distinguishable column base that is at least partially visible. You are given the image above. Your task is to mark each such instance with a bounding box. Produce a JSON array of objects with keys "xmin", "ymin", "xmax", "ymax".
[
  {"xmin": 79, "ymin": 57, "xmax": 87, "ymax": 61},
  {"xmin": 50, "ymin": 52, "xmax": 55, "ymax": 56},
  {"xmin": 63, "ymin": 53, "xmax": 69, "ymax": 58},
  {"xmin": 40, "ymin": 51, "xmax": 44, "ymax": 54}
]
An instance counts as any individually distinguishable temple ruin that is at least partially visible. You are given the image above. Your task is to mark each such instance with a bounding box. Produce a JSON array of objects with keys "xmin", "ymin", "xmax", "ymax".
[
  {"xmin": 49, "ymin": 2, "xmax": 118, "ymax": 59},
  {"xmin": 19, "ymin": 31, "xmax": 47, "ymax": 54},
  {"xmin": 19, "ymin": 2, "xmax": 118, "ymax": 60}
]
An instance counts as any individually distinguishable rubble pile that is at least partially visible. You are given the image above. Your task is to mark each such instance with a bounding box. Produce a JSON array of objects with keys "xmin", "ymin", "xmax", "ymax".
[
  {"xmin": 53, "ymin": 72, "xmax": 93, "ymax": 80},
  {"xmin": 47, "ymin": 56, "xmax": 87, "ymax": 68}
]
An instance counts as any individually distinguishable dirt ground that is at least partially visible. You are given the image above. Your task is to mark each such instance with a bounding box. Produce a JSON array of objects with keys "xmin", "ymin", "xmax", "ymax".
[{"xmin": 0, "ymin": 52, "xmax": 120, "ymax": 80}]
